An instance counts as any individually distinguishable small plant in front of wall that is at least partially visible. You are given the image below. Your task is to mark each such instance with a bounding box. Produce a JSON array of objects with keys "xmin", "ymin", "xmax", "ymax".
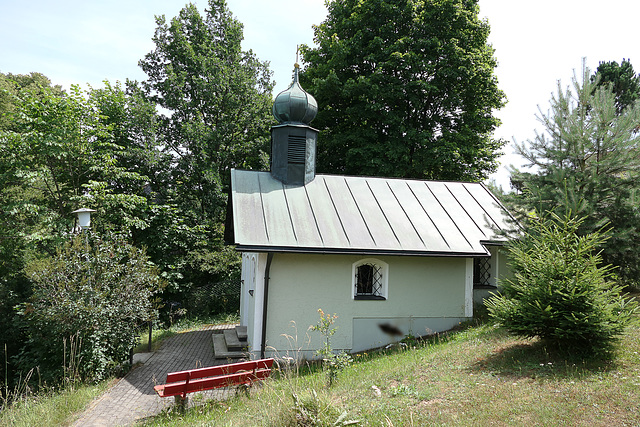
[{"xmin": 310, "ymin": 309, "xmax": 352, "ymax": 387}]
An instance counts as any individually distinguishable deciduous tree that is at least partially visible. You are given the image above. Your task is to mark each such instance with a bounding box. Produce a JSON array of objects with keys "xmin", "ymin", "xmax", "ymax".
[
  {"xmin": 0, "ymin": 72, "xmax": 63, "ymax": 131},
  {"xmin": 300, "ymin": 0, "xmax": 505, "ymax": 181},
  {"xmin": 19, "ymin": 234, "xmax": 164, "ymax": 382},
  {"xmin": 139, "ymin": 0, "xmax": 274, "ymax": 222},
  {"xmin": 138, "ymin": 0, "xmax": 273, "ymax": 316},
  {"xmin": 0, "ymin": 79, "xmax": 162, "ymax": 385}
]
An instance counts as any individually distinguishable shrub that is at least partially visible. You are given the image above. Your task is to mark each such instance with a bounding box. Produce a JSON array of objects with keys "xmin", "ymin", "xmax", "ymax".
[
  {"xmin": 16, "ymin": 233, "xmax": 165, "ymax": 383},
  {"xmin": 486, "ymin": 212, "xmax": 638, "ymax": 355}
]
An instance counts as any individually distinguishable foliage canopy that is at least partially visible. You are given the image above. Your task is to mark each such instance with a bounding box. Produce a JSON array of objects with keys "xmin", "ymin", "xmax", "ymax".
[
  {"xmin": 137, "ymin": 0, "xmax": 270, "ymax": 317},
  {"xmin": 0, "ymin": 1, "xmax": 263, "ymax": 381},
  {"xmin": 592, "ymin": 59, "xmax": 640, "ymax": 113},
  {"xmin": 139, "ymin": 0, "xmax": 274, "ymax": 222},
  {"xmin": 300, "ymin": 0, "xmax": 506, "ymax": 181},
  {"xmin": 19, "ymin": 234, "xmax": 164, "ymax": 383}
]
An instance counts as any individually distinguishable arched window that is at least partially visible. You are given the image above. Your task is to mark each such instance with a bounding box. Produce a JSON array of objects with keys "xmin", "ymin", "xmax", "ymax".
[{"xmin": 352, "ymin": 259, "xmax": 388, "ymax": 300}]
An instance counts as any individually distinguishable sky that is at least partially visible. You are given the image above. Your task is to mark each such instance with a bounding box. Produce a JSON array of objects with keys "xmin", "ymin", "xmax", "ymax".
[{"xmin": 2, "ymin": 0, "xmax": 640, "ymax": 189}]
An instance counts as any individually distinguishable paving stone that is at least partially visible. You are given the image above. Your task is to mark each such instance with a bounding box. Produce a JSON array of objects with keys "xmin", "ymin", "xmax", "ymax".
[{"xmin": 72, "ymin": 323, "xmax": 240, "ymax": 426}]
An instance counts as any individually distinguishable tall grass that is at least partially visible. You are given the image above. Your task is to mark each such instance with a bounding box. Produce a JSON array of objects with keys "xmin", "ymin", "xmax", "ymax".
[
  {"xmin": 0, "ymin": 381, "xmax": 112, "ymax": 427},
  {"xmin": 1, "ymin": 332, "xmax": 108, "ymax": 426}
]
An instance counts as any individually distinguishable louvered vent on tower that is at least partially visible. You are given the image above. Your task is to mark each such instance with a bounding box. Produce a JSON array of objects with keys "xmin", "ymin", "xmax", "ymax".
[{"xmin": 287, "ymin": 135, "xmax": 306, "ymax": 164}]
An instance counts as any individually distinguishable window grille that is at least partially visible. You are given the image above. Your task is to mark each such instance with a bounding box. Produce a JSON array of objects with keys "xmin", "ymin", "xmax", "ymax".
[
  {"xmin": 473, "ymin": 257, "xmax": 492, "ymax": 287},
  {"xmin": 356, "ymin": 263, "xmax": 383, "ymax": 297}
]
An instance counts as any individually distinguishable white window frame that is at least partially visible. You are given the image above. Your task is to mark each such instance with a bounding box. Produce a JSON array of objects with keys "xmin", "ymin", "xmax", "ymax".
[{"xmin": 352, "ymin": 258, "xmax": 388, "ymax": 300}]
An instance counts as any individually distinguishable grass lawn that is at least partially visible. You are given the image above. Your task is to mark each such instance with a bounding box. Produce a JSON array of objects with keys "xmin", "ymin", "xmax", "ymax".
[
  {"xmin": 142, "ymin": 317, "xmax": 640, "ymax": 426},
  {"xmin": 2, "ymin": 311, "xmax": 637, "ymax": 426}
]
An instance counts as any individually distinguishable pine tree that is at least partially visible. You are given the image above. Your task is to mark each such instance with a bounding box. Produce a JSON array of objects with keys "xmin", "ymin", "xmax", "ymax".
[
  {"xmin": 592, "ymin": 59, "xmax": 640, "ymax": 113},
  {"xmin": 510, "ymin": 61, "xmax": 640, "ymax": 287}
]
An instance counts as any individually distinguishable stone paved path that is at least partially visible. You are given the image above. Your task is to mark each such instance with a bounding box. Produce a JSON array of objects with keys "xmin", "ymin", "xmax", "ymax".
[{"xmin": 73, "ymin": 324, "xmax": 239, "ymax": 426}]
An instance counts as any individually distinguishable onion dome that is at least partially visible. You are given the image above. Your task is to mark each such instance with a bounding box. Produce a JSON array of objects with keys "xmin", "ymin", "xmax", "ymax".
[{"xmin": 272, "ymin": 63, "xmax": 317, "ymax": 125}]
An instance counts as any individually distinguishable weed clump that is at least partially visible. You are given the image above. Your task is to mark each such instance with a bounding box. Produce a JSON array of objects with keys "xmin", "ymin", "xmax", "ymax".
[{"xmin": 310, "ymin": 309, "xmax": 352, "ymax": 387}]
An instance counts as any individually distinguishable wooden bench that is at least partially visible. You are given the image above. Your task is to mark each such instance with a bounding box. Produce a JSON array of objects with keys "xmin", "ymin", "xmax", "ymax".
[{"xmin": 154, "ymin": 358, "xmax": 275, "ymax": 407}]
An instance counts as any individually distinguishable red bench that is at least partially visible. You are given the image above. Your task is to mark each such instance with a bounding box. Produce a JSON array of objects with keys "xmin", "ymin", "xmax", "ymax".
[{"xmin": 154, "ymin": 358, "xmax": 275, "ymax": 407}]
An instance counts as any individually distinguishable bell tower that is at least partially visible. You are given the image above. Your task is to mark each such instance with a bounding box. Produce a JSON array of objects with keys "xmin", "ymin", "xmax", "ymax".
[{"xmin": 270, "ymin": 63, "xmax": 318, "ymax": 185}]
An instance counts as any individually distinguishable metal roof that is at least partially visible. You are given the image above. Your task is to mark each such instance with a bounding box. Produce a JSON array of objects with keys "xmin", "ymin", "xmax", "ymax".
[{"xmin": 230, "ymin": 169, "xmax": 515, "ymax": 256}]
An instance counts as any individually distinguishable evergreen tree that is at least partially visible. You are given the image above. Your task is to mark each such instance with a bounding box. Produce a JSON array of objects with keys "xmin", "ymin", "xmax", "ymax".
[
  {"xmin": 486, "ymin": 213, "xmax": 638, "ymax": 355},
  {"xmin": 592, "ymin": 59, "xmax": 640, "ymax": 113},
  {"xmin": 510, "ymin": 62, "xmax": 640, "ymax": 287},
  {"xmin": 300, "ymin": 0, "xmax": 505, "ymax": 181}
]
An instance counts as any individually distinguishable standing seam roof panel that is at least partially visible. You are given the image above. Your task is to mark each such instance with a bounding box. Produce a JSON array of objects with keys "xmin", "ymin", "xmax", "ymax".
[
  {"xmin": 365, "ymin": 177, "xmax": 426, "ymax": 250},
  {"xmin": 323, "ymin": 177, "xmax": 376, "ymax": 249},
  {"xmin": 445, "ymin": 183, "xmax": 488, "ymax": 238},
  {"xmin": 387, "ymin": 179, "xmax": 450, "ymax": 252},
  {"xmin": 231, "ymin": 170, "xmax": 269, "ymax": 246},
  {"xmin": 303, "ymin": 176, "xmax": 351, "ymax": 248},
  {"xmin": 257, "ymin": 173, "xmax": 296, "ymax": 246},
  {"xmin": 465, "ymin": 184, "xmax": 514, "ymax": 239},
  {"xmin": 407, "ymin": 180, "xmax": 475, "ymax": 252},
  {"xmin": 283, "ymin": 183, "xmax": 324, "ymax": 247},
  {"xmin": 461, "ymin": 183, "xmax": 502, "ymax": 231},
  {"xmin": 427, "ymin": 182, "xmax": 485, "ymax": 252},
  {"xmin": 345, "ymin": 177, "xmax": 402, "ymax": 250}
]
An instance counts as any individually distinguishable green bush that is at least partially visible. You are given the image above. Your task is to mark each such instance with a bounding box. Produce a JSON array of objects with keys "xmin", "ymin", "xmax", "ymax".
[
  {"xmin": 486, "ymin": 213, "xmax": 638, "ymax": 355},
  {"xmin": 16, "ymin": 233, "xmax": 165, "ymax": 383}
]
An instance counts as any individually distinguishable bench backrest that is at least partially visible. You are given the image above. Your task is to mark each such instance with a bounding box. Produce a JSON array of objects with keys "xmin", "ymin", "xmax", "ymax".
[
  {"xmin": 158, "ymin": 358, "xmax": 275, "ymax": 398},
  {"xmin": 165, "ymin": 358, "xmax": 274, "ymax": 384}
]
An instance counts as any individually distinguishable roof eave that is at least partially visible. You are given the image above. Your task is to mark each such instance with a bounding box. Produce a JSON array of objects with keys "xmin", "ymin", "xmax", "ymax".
[
  {"xmin": 233, "ymin": 244, "xmax": 490, "ymax": 257},
  {"xmin": 480, "ymin": 239, "xmax": 509, "ymax": 247}
]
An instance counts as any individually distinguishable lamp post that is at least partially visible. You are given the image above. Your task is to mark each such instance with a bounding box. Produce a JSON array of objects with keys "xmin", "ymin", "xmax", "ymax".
[{"xmin": 71, "ymin": 208, "xmax": 96, "ymax": 232}]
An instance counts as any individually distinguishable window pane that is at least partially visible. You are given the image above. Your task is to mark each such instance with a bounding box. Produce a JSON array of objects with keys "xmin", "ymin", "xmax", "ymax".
[
  {"xmin": 356, "ymin": 263, "xmax": 383, "ymax": 296},
  {"xmin": 473, "ymin": 257, "xmax": 492, "ymax": 287},
  {"xmin": 356, "ymin": 264, "xmax": 374, "ymax": 294}
]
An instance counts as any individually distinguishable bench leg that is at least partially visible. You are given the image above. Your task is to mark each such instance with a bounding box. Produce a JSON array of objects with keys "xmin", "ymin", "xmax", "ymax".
[
  {"xmin": 174, "ymin": 395, "xmax": 188, "ymax": 412},
  {"xmin": 237, "ymin": 383, "xmax": 250, "ymax": 397}
]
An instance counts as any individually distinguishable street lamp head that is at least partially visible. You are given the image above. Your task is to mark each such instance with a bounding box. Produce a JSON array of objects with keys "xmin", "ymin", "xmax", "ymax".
[{"xmin": 72, "ymin": 208, "xmax": 97, "ymax": 230}]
